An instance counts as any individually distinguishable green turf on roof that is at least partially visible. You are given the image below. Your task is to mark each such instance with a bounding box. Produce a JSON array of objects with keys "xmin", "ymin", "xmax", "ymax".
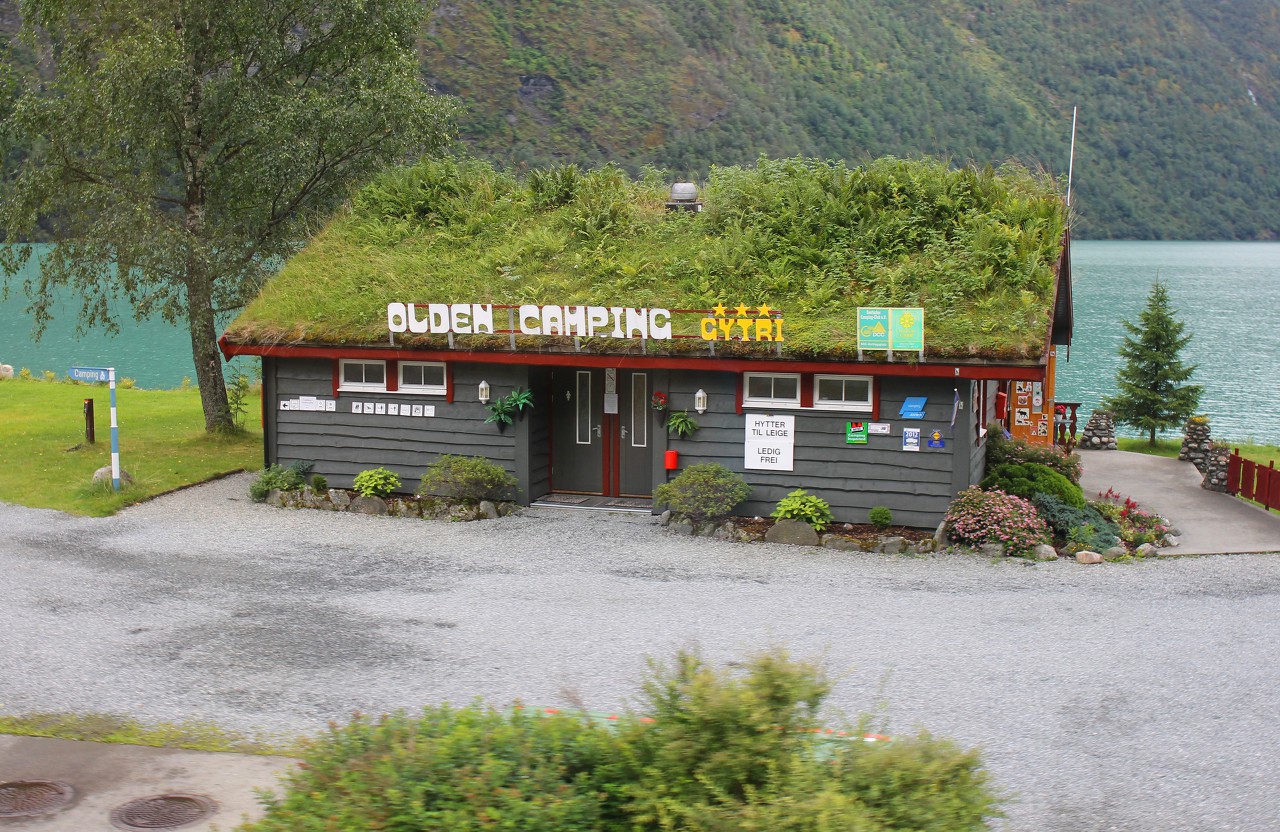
[{"xmin": 224, "ymin": 155, "xmax": 1068, "ymax": 362}]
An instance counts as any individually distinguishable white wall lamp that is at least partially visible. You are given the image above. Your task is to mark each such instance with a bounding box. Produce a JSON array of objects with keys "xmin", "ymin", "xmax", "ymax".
[
  {"xmin": 694, "ymin": 388, "xmax": 708, "ymax": 414},
  {"xmin": 478, "ymin": 380, "xmax": 491, "ymax": 404}
]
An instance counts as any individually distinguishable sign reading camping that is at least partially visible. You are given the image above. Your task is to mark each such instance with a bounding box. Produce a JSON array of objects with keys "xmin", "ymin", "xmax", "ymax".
[
  {"xmin": 857, "ymin": 307, "xmax": 924, "ymax": 352},
  {"xmin": 388, "ymin": 303, "xmax": 783, "ymax": 342}
]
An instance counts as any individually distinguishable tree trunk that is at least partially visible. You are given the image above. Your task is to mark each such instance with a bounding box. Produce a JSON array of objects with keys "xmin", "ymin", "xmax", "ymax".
[
  {"xmin": 1148, "ymin": 426, "xmax": 1157, "ymax": 445},
  {"xmin": 187, "ymin": 269, "xmax": 233, "ymax": 433}
]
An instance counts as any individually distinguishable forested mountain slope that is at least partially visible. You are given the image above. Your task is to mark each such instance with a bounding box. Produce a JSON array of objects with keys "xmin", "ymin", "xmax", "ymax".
[{"xmin": 5, "ymin": 0, "xmax": 1279, "ymax": 239}]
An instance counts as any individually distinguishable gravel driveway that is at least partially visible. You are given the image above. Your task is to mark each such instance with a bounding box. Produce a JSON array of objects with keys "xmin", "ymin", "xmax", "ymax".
[{"xmin": 3, "ymin": 473, "xmax": 1279, "ymax": 831}]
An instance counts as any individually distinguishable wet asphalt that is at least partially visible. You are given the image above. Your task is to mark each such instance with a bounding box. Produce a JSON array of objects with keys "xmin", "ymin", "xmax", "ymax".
[{"xmin": 2, "ymin": 472, "xmax": 1279, "ymax": 832}]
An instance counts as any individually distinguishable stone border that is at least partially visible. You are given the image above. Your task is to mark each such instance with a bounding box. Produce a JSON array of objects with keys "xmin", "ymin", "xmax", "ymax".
[{"xmin": 264, "ymin": 487, "xmax": 519, "ymax": 521}]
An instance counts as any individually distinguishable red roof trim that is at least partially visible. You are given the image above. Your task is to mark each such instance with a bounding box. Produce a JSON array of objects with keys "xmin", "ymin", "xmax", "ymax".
[{"xmin": 218, "ymin": 336, "xmax": 1047, "ymax": 381}]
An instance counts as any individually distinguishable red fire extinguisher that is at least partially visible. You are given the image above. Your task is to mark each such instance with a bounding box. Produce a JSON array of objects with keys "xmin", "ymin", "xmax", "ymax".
[{"xmin": 664, "ymin": 450, "xmax": 679, "ymax": 470}]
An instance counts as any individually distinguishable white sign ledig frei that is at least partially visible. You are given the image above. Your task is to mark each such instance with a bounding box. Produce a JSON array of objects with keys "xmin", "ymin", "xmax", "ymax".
[{"xmin": 745, "ymin": 413, "xmax": 795, "ymax": 471}]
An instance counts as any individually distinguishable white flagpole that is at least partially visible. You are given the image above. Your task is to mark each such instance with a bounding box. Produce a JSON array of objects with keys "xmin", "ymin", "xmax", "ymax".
[{"xmin": 1066, "ymin": 106, "xmax": 1078, "ymax": 209}]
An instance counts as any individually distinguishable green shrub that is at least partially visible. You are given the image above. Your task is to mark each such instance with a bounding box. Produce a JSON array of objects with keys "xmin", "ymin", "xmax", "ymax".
[
  {"xmin": 772, "ymin": 489, "xmax": 834, "ymax": 531},
  {"xmin": 418, "ymin": 455, "xmax": 518, "ymax": 503},
  {"xmin": 654, "ymin": 463, "xmax": 750, "ymax": 523},
  {"xmin": 248, "ymin": 461, "xmax": 312, "ymax": 502},
  {"xmin": 868, "ymin": 505, "xmax": 894, "ymax": 530},
  {"xmin": 985, "ymin": 426, "xmax": 1081, "ymax": 483},
  {"xmin": 239, "ymin": 648, "xmax": 1000, "ymax": 832},
  {"xmin": 352, "ymin": 467, "xmax": 401, "ymax": 498},
  {"xmin": 309, "ymin": 474, "xmax": 327, "ymax": 493},
  {"xmin": 1031, "ymin": 493, "xmax": 1121, "ymax": 551},
  {"xmin": 981, "ymin": 462, "xmax": 1084, "ymax": 509},
  {"xmin": 944, "ymin": 487, "xmax": 1051, "ymax": 556}
]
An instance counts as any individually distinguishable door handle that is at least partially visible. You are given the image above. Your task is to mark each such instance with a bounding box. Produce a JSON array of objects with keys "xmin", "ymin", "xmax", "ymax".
[
  {"xmin": 620, "ymin": 425, "xmax": 628, "ymax": 438},
  {"xmin": 594, "ymin": 424, "xmax": 602, "ymax": 437}
]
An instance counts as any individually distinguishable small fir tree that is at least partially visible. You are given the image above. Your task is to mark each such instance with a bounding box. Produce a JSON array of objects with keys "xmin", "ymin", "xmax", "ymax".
[{"xmin": 1104, "ymin": 282, "xmax": 1202, "ymax": 445}]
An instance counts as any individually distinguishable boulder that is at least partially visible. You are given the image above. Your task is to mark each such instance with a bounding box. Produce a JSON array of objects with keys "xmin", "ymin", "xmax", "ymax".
[
  {"xmin": 0, "ymin": 364, "xmax": 13, "ymax": 379},
  {"xmin": 821, "ymin": 536, "xmax": 864, "ymax": 552},
  {"xmin": 877, "ymin": 536, "xmax": 908, "ymax": 555},
  {"xmin": 1076, "ymin": 550, "xmax": 1103, "ymax": 564},
  {"xmin": 764, "ymin": 519, "xmax": 820, "ymax": 547},
  {"xmin": 498, "ymin": 502, "xmax": 520, "ymax": 517},
  {"xmin": 479, "ymin": 500, "xmax": 500, "ymax": 520},
  {"xmin": 328, "ymin": 489, "xmax": 351, "ymax": 508},
  {"xmin": 1135, "ymin": 542, "xmax": 1159, "ymax": 558},
  {"xmin": 92, "ymin": 465, "xmax": 134, "ymax": 486},
  {"xmin": 669, "ymin": 518, "xmax": 695, "ymax": 536},
  {"xmin": 980, "ymin": 542, "xmax": 1005, "ymax": 558},
  {"xmin": 913, "ymin": 538, "xmax": 937, "ymax": 554},
  {"xmin": 1103, "ymin": 546, "xmax": 1129, "ymax": 561},
  {"xmin": 1160, "ymin": 533, "xmax": 1181, "ymax": 548},
  {"xmin": 659, "ymin": 509, "xmax": 672, "ymax": 527},
  {"xmin": 933, "ymin": 520, "xmax": 949, "ymax": 546},
  {"xmin": 1032, "ymin": 544, "xmax": 1059, "ymax": 561},
  {"xmin": 349, "ymin": 495, "xmax": 389, "ymax": 516}
]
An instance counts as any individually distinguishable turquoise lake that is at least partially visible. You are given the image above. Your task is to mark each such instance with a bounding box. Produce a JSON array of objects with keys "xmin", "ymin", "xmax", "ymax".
[{"xmin": 2, "ymin": 241, "xmax": 1278, "ymax": 443}]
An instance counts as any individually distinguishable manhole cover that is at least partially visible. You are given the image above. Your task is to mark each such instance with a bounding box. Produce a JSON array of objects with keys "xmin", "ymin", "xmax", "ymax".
[
  {"xmin": 110, "ymin": 793, "xmax": 218, "ymax": 830},
  {"xmin": 0, "ymin": 780, "xmax": 75, "ymax": 817}
]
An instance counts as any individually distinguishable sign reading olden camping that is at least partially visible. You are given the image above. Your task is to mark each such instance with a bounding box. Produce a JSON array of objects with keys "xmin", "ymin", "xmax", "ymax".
[
  {"xmin": 857, "ymin": 307, "xmax": 924, "ymax": 351},
  {"xmin": 387, "ymin": 303, "xmax": 784, "ymax": 342}
]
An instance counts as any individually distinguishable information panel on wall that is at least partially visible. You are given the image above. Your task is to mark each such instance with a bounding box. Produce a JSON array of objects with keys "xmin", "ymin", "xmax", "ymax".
[{"xmin": 745, "ymin": 413, "xmax": 795, "ymax": 471}]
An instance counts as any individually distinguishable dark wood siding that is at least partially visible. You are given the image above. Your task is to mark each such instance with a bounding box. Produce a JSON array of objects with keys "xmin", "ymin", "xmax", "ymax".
[
  {"xmin": 664, "ymin": 371, "xmax": 970, "ymax": 528},
  {"xmin": 270, "ymin": 358, "xmax": 523, "ymax": 495}
]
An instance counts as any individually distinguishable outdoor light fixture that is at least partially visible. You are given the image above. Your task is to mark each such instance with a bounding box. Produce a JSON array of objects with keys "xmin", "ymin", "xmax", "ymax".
[
  {"xmin": 694, "ymin": 388, "xmax": 708, "ymax": 414},
  {"xmin": 478, "ymin": 380, "xmax": 491, "ymax": 404}
]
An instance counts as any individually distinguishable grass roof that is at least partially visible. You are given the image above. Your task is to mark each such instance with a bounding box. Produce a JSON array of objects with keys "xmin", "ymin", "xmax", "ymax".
[{"xmin": 224, "ymin": 155, "xmax": 1068, "ymax": 362}]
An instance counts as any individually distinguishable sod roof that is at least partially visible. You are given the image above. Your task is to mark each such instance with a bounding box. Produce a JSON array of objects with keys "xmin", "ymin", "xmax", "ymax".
[{"xmin": 223, "ymin": 156, "xmax": 1069, "ymax": 363}]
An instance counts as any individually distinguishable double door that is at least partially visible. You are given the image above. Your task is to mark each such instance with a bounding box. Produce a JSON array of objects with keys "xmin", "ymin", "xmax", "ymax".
[{"xmin": 550, "ymin": 369, "xmax": 653, "ymax": 496}]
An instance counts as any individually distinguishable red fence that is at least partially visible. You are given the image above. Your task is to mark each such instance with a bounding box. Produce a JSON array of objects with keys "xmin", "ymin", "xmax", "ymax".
[{"xmin": 1226, "ymin": 451, "xmax": 1280, "ymax": 512}]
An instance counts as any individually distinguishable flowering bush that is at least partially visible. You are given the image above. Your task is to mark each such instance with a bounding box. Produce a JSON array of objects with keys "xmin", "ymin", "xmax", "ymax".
[
  {"xmin": 944, "ymin": 487, "xmax": 1050, "ymax": 556},
  {"xmin": 650, "ymin": 391, "xmax": 669, "ymax": 411},
  {"xmin": 1096, "ymin": 487, "xmax": 1172, "ymax": 548}
]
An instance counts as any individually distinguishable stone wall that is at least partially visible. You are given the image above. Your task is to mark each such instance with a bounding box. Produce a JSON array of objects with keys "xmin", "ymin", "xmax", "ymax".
[
  {"xmin": 1179, "ymin": 417, "xmax": 1214, "ymax": 473},
  {"xmin": 1201, "ymin": 444, "xmax": 1230, "ymax": 492},
  {"xmin": 1080, "ymin": 410, "xmax": 1117, "ymax": 450}
]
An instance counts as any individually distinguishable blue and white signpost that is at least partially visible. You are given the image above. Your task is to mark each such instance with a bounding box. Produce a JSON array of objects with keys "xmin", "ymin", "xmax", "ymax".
[{"xmin": 69, "ymin": 366, "xmax": 122, "ymax": 491}]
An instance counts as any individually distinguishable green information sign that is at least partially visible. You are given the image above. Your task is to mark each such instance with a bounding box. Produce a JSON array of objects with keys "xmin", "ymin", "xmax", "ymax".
[
  {"xmin": 890, "ymin": 307, "xmax": 924, "ymax": 350},
  {"xmin": 846, "ymin": 420, "xmax": 869, "ymax": 444},
  {"xmin": 857, "ymin": 307, "xmax": 924, "ymax": 351},
  {"xmin": 856, "ymin": 308, "xmax": 890, "ymax": 350}
]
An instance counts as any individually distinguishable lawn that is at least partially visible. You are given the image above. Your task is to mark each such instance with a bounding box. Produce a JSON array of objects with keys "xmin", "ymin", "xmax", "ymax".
[
  {"xmin": 1117, "ymin": 437, "xmax": 1280, "ymax": 466},
  {"xmin": 0, "ymin": 378, "xmax": 262, "ymax": 515}
]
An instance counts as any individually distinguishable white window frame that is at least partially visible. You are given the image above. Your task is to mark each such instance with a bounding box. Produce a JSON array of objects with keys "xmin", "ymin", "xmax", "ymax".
[
  {"xmin": 397, "ymin": 361, "xmax": 448, "ymax": 396},
  {"xmin": 813, "ymin": 374, "xmax": 874, "ymax": 413},
  {"xmin": 742, "ymin": 372, "xmax": 802, "ymax": 409},
  {"xmin": 338, "ymin": 359, "xmax": 387, "ymax": 392}
]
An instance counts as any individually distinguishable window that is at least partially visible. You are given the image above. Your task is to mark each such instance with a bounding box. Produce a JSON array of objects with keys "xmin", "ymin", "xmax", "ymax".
[
  {"xmin": 339, "ymin": 359, "xmax": 386, "ymax": 391},
  {"xmin": 814, "ymin": 375, "xmax": 873, "ymax": 412},
  {"xmin": 743, "ymin": 373, "xmax": 801, "ymax": 408},
  {"xmin": 398, "ymin": 361, "xmax": 447, "ymax": 395}
]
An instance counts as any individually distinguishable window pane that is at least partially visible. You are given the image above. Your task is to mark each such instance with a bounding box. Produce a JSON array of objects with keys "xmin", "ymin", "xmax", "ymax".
[
  {"xmin": 343, "ymin": 363, "xmax": 363, "ymax": 384},
  {"xmin": 421, "ymin": 364, "xmax": 445, "ymax": 387},
  {"xmin": 747, "ymin": 376, "xmax": 772, "ymax": 399},
  {"xmin": 846, "ymin": 379, "xmax": 871, "ymax": 402},
  {"xmin": 773, "ymin": 376, "xmax": 798, "ymax": 400},
  {"xmin": 401, "ymin": 365, "xmax": 423, "ymax": 386},
  {"xmin": 365, "ymin": 363, "xmax": 384, "ymax": 385},
  {"xmin": 632, "ymin": 374, "xmax": 647, "ymax": 447},
  {"xmin": 576, "ymin": 371, "xmax": 592, "ymax": 444},
  {"xmin": 817, "ymin": 378, "xmax": 842, "ymax": 401}
]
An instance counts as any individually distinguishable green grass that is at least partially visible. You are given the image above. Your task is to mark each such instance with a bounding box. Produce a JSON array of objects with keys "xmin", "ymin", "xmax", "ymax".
[
  {"xmin": 225, "ymin": 156, "xmax": 1066, "ymax": 362},
  {"xmin": 0, "ymin": 378, "xmax": 262, "ymax": 516},
  {"xmin": 1118, "ymin": 437, "xmax": 1280, "ymax": 466},
  {"xmin": 0, "ymin": 711, "xmax": 302, "ymax": 756}
]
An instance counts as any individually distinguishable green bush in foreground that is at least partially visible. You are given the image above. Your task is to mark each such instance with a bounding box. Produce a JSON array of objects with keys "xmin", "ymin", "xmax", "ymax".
[
  {"xmin": 981, "ymin": 461, "xmax": 1084, "ymax": 509},
  {"xmin": 248, "ymin": 461, "xmax": 313, "ymax": 502},
  {"xmin": 418, "ymin": 455, "xmax": 518, "ymax": 502},
  {"xmin": 241, "ymin": 649, "xmax": 999, "ymax": 832},
  {"xmin": 654, "ymin": 463, "xmax": 751, "ymax": 523},
  {"xmin": 772, "ymin": 488, "xmax": 835, "ymax": 531},
  {"xmin": 985, "ymin": 427, "xmax": 1081, "ymax": 484},
  {"xmin": 352, "ymin": 466, "xmax": 401, "ymax": 498}
]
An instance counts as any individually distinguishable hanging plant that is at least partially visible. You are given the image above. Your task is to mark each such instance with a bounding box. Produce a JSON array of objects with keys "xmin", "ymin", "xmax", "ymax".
[
  {"xmin": 650, "ymin": 391, "xmax": 669, "ymax": 412},
  {"xmin": 485, "ymin": 387, "xmax": 535, "ymax": 430},
  {"xmin": 666, "ymin": 410, "xmax": 699, "ymax": 439}
]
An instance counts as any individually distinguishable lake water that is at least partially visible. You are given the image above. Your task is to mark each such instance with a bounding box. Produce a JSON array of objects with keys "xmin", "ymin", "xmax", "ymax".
[{"xmin": 2, "ymin": 241, "xmax": 1278, "ymax": 443}]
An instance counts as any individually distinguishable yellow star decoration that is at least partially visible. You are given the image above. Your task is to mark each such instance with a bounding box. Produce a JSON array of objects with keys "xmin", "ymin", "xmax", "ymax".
[
  {"xmin": 734, "ymin": 304, "xmax": 750, "ymax": 318},
  {"xmin": 756, "ymin": 304, "xmax": 772, "ymax": 318},
  {"xmin": 712, "ymin": 304, "xmax": 727, "ymax": 317}
]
